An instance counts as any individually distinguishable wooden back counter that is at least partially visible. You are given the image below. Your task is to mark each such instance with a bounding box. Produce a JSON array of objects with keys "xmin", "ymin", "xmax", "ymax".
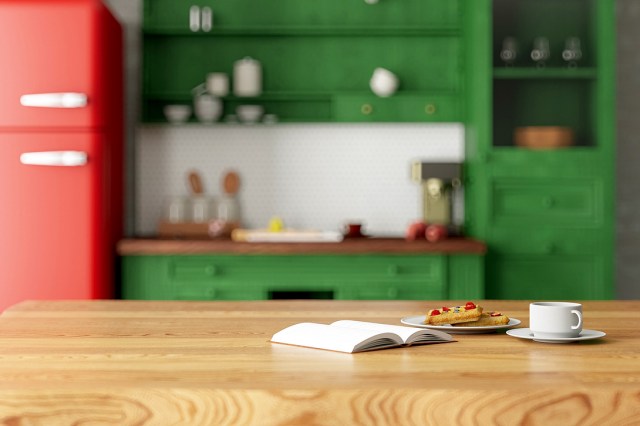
[{"xmin": 0, "ymin": 300, "xmax": 638, "ymax": 425}]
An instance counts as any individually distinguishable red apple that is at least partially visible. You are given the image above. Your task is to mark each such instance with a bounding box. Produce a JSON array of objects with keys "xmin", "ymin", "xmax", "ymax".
[
  {"xmin": 425, "ymin": 224, "xmax": 448, "ymax": 242},
  {"xmin": 405, "ymin": 221, "xmax": 427, "ymax": 241}
]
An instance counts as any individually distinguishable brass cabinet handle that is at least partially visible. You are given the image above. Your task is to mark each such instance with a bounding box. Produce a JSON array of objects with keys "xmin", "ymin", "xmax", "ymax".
[
  {"xmin": 425, "ymin": 103, "xmax": 437, "ymax": 115},
  {"xmin": 361, "ymin": 103, "xmax": 373, "ymax": 115},
  {"xmin": 205, "ymin": 265, "xmax": 218, "ymax": 276}
]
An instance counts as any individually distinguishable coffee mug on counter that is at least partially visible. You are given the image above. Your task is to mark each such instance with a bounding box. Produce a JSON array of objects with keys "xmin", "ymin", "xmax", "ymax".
[{"xmin": 530, "ymin": 302, "xmax": 583, "ymax": 338}]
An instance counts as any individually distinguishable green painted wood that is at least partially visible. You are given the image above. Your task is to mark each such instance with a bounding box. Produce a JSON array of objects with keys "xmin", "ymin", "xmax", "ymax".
[
  {"xmin": 141, "ymin": 0, "xmax": 464, "ymax": 123},
  {"xmin": 143, "ymin": 0, "xmax": 461, "ymax": 32},
  {"xmin": 121, "ymin": 254, "xmax": 484, "ymax": 301},
  {"xmin": 447, "ymin": 255, "xmax": 485, "ymax": 300},
  {"xmin": 464, "ymin": 0, "xmax": 615, "ymax": 300}
]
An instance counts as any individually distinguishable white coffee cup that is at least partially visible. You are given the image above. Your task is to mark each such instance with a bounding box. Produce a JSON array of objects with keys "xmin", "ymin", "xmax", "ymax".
[
  {"xmin": 370, "ymin": 67, "xmax": 399, "ymax": 97},
  {"xmin": 206, "ymin": 73, "xmax": 229, "ymax": 97},
  {"xmin": 530, "ymin": 302, "xmax": 583, "ymax": 339}
]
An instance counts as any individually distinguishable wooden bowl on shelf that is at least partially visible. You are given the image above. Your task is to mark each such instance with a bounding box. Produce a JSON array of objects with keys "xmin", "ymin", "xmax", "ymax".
[{"xmin": 514, "ymin": 126, "xmax": 575, "ymax": 149}]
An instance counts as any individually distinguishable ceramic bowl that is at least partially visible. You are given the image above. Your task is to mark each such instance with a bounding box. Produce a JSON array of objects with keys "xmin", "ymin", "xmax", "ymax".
[
  {"xmin": 514, "ymin": 126, "xmax": 574, "ymax": 149},
  {"xmin": 236, "ymin": 105, "xmax": 264, "ymax": 123},
  {"xmin": 163, "ymin": 105, "xmax": 192, "ymax": 124}
]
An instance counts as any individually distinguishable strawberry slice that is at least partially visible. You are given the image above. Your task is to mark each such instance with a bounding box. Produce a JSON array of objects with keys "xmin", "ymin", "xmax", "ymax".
[
  {"xmin": 442, "ymin": 306, "xmax": 451, "ymax": 312},
  {"xmin": 464, "ymin": 302, "xmax": 476, "ymax": 310},
  {"xmin": 430, "ymin": 309, "xmax": 441, "ymax": 316}
]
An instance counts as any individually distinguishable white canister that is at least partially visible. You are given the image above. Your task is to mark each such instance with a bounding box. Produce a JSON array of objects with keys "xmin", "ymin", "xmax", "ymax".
[{"xmin": 233, "ymin": 57, "xmax": 262, "ymax": 97}]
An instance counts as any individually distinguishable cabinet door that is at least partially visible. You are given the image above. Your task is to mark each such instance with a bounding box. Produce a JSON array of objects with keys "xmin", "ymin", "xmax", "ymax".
[
  {"xmin": 487, "ymin": 254, "xmax": 611, "ymax": 300},
  {"xmin": 144, "ymin": 0, "xmax": 460, "ymax": 31}
]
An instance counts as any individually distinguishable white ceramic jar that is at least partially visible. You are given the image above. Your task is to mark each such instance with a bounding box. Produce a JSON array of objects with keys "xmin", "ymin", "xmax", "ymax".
[{"xmin": 233, "ymin": 57, "xmax": 262, "ymax": 97}]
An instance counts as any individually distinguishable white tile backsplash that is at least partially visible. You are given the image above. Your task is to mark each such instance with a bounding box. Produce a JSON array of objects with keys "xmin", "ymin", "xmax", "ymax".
[{"xmin": 136, "ymin": 123, "xmax": 464, "ymax": 236}]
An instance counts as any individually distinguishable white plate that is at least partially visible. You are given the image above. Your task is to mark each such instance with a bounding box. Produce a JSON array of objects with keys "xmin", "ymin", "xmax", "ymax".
[
  {"xmin": 506, "ymin": 328, "xmax": 606, "ymax": 344},
  {"xmin": 400, "ymin": 315, "xmax": 521, "ymax": 334}
]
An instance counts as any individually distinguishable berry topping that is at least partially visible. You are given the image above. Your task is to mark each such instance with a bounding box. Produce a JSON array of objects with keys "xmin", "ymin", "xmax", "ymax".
[
  {"xmin": 442, "ymin": 306, "xmax": 451, "ymax": 312},
  {"xmin": 464, "ymin": 302, "xmax": 476, "ymax": 310},
  {"xmin": 490, "ymin": 312, "xmax": 502, "ymax": 317},
  {"xmin": 430, "ymin": 309, "xmax": 441, "ymax": 316}
]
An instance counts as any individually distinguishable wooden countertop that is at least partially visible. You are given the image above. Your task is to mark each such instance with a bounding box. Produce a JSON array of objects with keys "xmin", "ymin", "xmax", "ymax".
[
  {"xmin": 117, "ymin": 237, "xmax": 487, "ymax": 255},
  {"xmin": 0, "ymin": 300, "xmax": 638, "ymax": 424}
]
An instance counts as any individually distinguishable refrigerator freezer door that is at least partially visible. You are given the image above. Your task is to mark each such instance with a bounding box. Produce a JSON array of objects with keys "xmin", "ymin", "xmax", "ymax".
[
  {"xmin": 0, "ymin": 0, "xmax": 117, "ymax": 129},
  {"xmin": 0, "ymin": 132, "xmax": 112, "ymax": 311}
]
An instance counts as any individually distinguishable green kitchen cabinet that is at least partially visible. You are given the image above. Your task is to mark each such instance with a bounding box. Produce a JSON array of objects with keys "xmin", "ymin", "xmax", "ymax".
[
  {"xmin": 463, "ymin": 0, "xmax": 615, "ymax": 299},
  {"xmin": 121, "ymin": 254, "xmax": 484, "ymax": 301},
  {"xmin": 141, "ymin": 0, "xmax": 464, "ymax": 123},
  {"xmin": 143, "ymin": 0, "xmax": 460, "ymax": 32}
]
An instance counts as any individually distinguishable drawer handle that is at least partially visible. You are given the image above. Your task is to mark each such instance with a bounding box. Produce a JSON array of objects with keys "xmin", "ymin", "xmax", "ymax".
[
  {"xmin": 364, "ymin": 0, "xmax": 379, "ymax": 3},
  {"xmin": 207, "ymin": 288, "xmax": 217, "ymax": 298},
  {"xmin": 387, "ymin": 287, "xmax": 399, "ymax": 299},
  {"xmin": 387, "ymin": 265, "xmax": 400, "ymax": 276},
  {"xmin": 544, "ymin": 243, "xmax": 558, "ymax": 254},
  {"xmin": 542, "ymin": 197, "xmax": 556, "ymax": 208},
  {"xmin": 425, "ymin": 104, "xmax": 437, "ymax": 115},
  {"xmin": 361, "ymin": 103, "xmax": 373, "ymax": 115},
  {"xmin": 205, "ymin": 266, "xmax": 219, "ymax": 276}
]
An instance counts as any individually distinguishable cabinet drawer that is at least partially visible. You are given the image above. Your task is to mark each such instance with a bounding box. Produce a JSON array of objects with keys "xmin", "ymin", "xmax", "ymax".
[
  {"xmin": 491, "ymin": 178, "xmax": 602, "ymax": 227},
  {"xmin": 489, "ymin": 228, "xmax": 604, "ymax": 256},
  {"xmin": 144, "ymin": 0, "xmax": 460, "ymax": 32},
  {"xmin": 338, "ymin": 281, "xmax": 445, "ymax": 300},
  {"xmin": 487, "ymin": 254, "xmax": 610, "ymax": 300},
  {"xmin": 334, "ymin": 95, "xmax": 461, "ymax": 123}
]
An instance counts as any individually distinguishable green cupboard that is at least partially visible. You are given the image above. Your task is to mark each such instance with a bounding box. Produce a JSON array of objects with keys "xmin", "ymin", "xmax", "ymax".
[{"xmin": 463, "ymin": 0, "xmax": 615, "ymax": 299}]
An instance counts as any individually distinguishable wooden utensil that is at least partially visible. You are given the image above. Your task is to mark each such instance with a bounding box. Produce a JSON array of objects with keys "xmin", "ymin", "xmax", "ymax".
[
  {"xmin": 223, "ymin": 170, "xmax": 240, "ymax": 195},
  {"xmin": 188, "ymin": 171, "xmax": 204, "ymax": 195}
]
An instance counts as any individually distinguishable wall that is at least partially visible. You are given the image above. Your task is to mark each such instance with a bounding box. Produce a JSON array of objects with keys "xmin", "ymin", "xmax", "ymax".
[{"xmin": 106, "ymin": 0, "xmax": 640, "ymax": 298}]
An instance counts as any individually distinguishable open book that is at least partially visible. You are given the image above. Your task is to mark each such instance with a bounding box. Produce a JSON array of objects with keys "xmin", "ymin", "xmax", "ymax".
[{"xmin": 270, "ymin": 320, "xmax": 454, "ymax": 353}]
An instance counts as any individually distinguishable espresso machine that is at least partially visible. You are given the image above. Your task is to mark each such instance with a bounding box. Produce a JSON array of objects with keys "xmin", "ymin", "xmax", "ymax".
[{"xmin": 411, "ymin": 161, "xmax": 463, "ymax": 234}]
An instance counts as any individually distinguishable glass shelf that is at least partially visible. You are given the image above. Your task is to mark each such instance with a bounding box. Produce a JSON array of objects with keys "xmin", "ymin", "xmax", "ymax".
[{"xmin": 493, "ymin": 67, "xmax": 597, "ymax": 80}]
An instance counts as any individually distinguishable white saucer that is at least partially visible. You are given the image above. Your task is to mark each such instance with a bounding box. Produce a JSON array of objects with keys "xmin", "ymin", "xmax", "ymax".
[
  {"xmin": 506, "ymin": 328, "xmax": 606, "ymax": 343},
  {"xmin": 401, "ymin": 315, "xmax": 521, "ymax": 334}
]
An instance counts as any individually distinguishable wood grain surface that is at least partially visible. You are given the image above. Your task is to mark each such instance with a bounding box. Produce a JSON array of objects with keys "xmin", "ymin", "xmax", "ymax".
[
  {"xmin": 117, "ymin": 237, "xmax": 487, "ymax": 255},
  {"xmin": 0, "ymin": 300, "xmax": 638, "ymax": 425}
]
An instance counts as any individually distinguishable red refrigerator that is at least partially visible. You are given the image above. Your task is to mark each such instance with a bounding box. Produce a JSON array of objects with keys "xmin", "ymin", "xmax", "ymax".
[{"xmin": 0, "ymin": 0, "xmax": 123, "ymax": 311}]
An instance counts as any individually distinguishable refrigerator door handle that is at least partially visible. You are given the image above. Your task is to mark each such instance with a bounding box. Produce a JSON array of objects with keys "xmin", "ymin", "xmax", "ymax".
[
  {"xmin": 20, "ymin": 151, "xmax": 88, "ymax": 167},
  {"xmin": 19, "ymin": 92, "xmax": 88, "ymax": 108}
]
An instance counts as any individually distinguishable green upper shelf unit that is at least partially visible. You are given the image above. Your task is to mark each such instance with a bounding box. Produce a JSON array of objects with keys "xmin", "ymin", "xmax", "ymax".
[{"xmin": 141, "ymin": 0, "xmax": 465, "ymax": 123}]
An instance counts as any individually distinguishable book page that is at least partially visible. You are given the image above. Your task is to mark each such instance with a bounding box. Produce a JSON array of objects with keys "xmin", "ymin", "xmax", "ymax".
[
  {"xmin": 331, "ymin": 320, "xmax": 453, "ymax": 344},
  {"xmin": 270, "ymin": 322, "xmax": 402, "ymax": 353}
]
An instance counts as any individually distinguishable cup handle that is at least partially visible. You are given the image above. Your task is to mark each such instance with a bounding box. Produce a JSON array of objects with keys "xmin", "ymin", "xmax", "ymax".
[{"xmin": 571, "ymin": 310, "xmax": 583, "ymax": 330}]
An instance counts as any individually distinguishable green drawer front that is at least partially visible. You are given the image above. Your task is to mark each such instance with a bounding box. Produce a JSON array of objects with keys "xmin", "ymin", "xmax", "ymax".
[
  {"xmin": 487, "ymin": 254, "xmax": 611, "ymax": 300},
  {"xmin": 334, "ymin": 95, "xmax": 461, "ymax": 123},
  {"xmin": 489, "ymin": 228, "xmax": 603, "ymax": 256},
  {"xmin": 491, "ymin": 178, "xmax": 602, "ymax": 228},
  {"xmin": 144, "ymin": 0, "xmax": 460, "ymax": 31},
  {"xmin": 170, "ymin": 255, "xmax": 443, "ymax": 284},
  {"xmin": 337, "ymin": 281, "xmax": 445, "ymax": 300}
]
